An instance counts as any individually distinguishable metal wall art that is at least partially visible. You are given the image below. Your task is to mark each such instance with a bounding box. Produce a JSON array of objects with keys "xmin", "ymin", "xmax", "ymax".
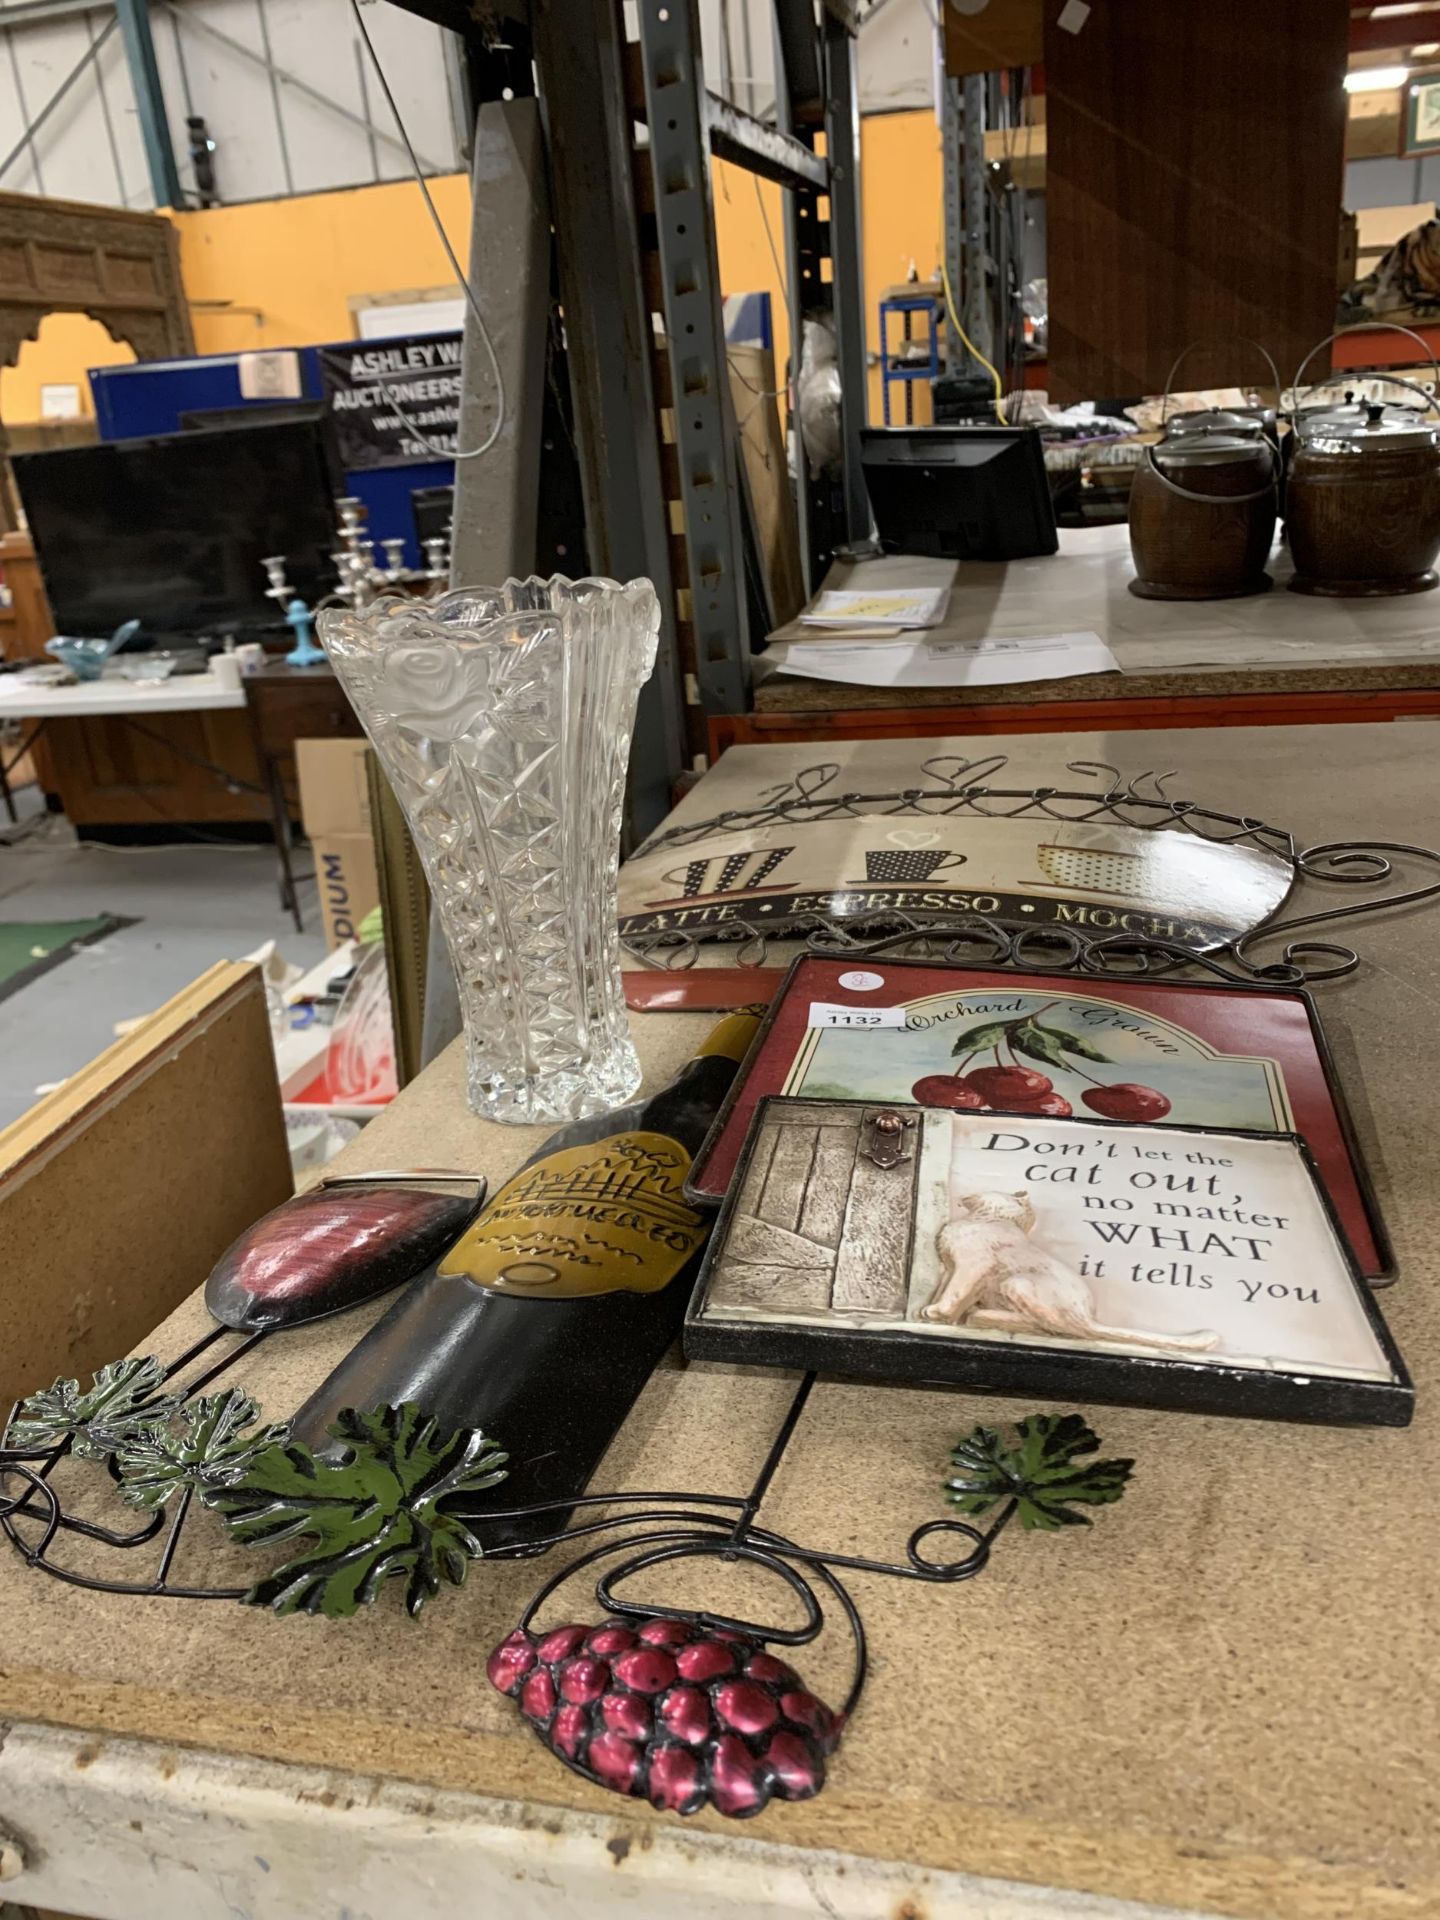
[
  {"xmin": 686, "ymin": 956, "xmax": 1392, "ymax": 1281},
  {"xmin": 618, "ymin": 756, "xmax": 1440, "ymax": 986},
  {"xmin": 205, "ymin": 1171, "xmax": 486, "ymax": 1333},
  {"xmin": 0, "ymin": 1344, "xmax": 1132, "ymax": 1816},
  {"xmin": 687, "ymin": 1098, "xmax": 1412, "ymax": 1428}
]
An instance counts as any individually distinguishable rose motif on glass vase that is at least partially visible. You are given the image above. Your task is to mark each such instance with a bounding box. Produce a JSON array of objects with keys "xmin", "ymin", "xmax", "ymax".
[{"xmin": 381, "ymin": 643, "xmax": 493, "ymax": 743}]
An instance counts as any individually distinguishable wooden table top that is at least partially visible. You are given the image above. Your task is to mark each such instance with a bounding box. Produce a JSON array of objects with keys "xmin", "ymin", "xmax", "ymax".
[
  {"xmin": 757, "ymin": 533, "xmax": 1440, "ymax": 713},
  {"xmin": 2, "ymin": 723, "xmax": 1437, "ymax": 1920}
]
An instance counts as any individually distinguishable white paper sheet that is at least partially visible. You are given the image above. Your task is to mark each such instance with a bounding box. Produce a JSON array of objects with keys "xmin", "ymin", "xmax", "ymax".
[
  {"xmin": 800, "ymin": 585, "xmax": 950, "ymax": 629},
  {"xmin": 765, "ymin": 530, "xmax": 1440, "ymax": 678},
  {"xmin": 765, "ymin": 630, "xmax": 1119, "ymax": 689}
]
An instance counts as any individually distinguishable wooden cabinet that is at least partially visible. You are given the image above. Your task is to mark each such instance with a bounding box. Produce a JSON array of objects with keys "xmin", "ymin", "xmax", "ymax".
[
  {"xmin": 1044, "ymin": 0, "xmax": 1351, "ymax": 402},
  {"xmin": 243, "ymin": 662, "xmax": 364, "ymax": 815},
  {"xmin": 38, "ymin": 709, "xmax": 270, "ymax": 828},
  {"xmin": 1, "ymin": 530, "xmax": 272, "ymax": 830}
]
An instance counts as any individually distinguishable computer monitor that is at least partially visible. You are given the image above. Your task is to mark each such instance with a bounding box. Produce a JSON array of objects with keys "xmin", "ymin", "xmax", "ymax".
[
  {"xmin": 178, "ymin": 398, "xmax": 334, "ymax": 442},
  {"xmin": 12, "ymin": 418, "xmax": 341, "ymax": 640},
  {"xmin": 861, "ymin": 425, "xmax": 1058, "ymax": 562},
  {"xmin": 411, "ymin": 483, "xmax": 454, "ymax": 550}
]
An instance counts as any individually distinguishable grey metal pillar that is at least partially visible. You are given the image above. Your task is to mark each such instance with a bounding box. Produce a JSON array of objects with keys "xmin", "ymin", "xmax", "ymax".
[
  {"xmin": 942, "ymin": 73, "xmax": 962, "ymax": 350},
  {"xmin": 114, "ymin": 0, "xmax": 182, "ymax": 206},
  {"xmin": 534, "ymin": 0, "xmax": 687, "ymax": 833},
  {"xmin": 448, "ymin": 98, "xmax": 549, "ymax": 587},
  {"xmin": 961, "ymin": 72, "xmax": 993, "ymax": 364},
  {"xmin": 821, "ymin": 10, "xmax": 871, "ymax": 541},
  {"xmin": 636, "ymin": 0, "xmax": 751, "ymax": 716},
  {"xmin": 773, "ymin": 5, "xmax": 812, "ymax": 599}
]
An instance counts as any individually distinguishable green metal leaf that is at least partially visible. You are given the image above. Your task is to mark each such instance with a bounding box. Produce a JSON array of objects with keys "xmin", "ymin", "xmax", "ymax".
[
  {"xmin": 1049, "ymin": 1027, "xmax": 1112, "ymax": 1064},
  {"xmin": 8, "ymin": 1357, "xmax": 182, "ymax": 1461},
  {"xmin": 203, "ymin": 1403, "xmax": 510, "ymax": 1619},
  {"xmin": 945, "ymin": 1413, "xmax": 1134, "ymax": 1532},
  {"xmin": 1008, "ymin": 1021, "xmax": 1072, "ymax": 1071},
  {"xmin": 949, "ymin": 1019, "xmax": 1013, "ymax": 1059},
  {"xmin": 114, "ymin": 1390, "xmax": 288, "ymax": 1510}
]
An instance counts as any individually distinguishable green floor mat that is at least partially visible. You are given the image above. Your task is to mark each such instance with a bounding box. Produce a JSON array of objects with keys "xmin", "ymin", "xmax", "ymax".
[{"xmin": 0, "ymin": 916, "xmax": 134, "ymax": 1003}]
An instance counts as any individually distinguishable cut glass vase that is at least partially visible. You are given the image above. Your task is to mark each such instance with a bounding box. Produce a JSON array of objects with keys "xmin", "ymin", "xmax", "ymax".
[{"xmin": 320, "ymin": 578, "xmax": 660, "ymax": 1125}]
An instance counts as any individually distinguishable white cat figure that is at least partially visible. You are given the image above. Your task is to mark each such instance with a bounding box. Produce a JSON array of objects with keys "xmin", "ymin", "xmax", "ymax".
[{"xmin": 922, "ymin": 1121, "xmax": 1220, "ymax": 1353}]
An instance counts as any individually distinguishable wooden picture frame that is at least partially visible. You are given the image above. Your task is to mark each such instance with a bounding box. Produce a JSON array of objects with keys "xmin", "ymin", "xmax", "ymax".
[{"xmin": 1405, "ymin": 70, "xmax": 1440, "ymax": 156}]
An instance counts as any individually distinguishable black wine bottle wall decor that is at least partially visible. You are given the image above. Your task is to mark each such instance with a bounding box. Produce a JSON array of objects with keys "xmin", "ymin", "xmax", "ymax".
[{"xmin": 285, "ymin": 1009, "xmax": 765, "ymax": 1546}]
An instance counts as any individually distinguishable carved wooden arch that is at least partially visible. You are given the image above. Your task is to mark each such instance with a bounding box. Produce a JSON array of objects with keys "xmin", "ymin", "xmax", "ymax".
[{"xmin": 0, "ymin": 190, "xmax": 193, "ymax": 527}]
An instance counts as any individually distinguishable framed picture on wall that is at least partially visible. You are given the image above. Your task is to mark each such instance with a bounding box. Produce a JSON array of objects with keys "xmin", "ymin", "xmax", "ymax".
[{"xmin": 1404, "ymin": 70, "xmax": 1440, "ymax": 155}]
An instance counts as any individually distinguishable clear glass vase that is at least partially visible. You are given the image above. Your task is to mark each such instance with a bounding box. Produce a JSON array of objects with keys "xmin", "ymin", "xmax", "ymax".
[{"xmin": 320, "ymin": 578, "xmax": 660, "ymax": 1125}]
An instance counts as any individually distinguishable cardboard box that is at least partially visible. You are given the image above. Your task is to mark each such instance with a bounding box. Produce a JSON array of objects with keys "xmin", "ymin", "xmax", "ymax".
[
  {"xmin": 0, "ymin": 962, "xmax": 291, "ymax": 1412},
  {"xmin": 296, "ymin": 737, "xmax": 381, "ymax": 951}
]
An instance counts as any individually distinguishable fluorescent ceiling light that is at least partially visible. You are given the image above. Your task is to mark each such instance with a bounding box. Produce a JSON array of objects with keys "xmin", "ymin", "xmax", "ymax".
[{"xmin": 1344, "ymin": 65, "xmax": 1412, "ymax": 90}]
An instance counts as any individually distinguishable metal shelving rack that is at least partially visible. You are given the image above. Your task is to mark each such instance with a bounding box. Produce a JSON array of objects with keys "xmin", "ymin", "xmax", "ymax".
[{"xmin": 389, "ymin": 0, "xmax": 873, "ymax": 831}]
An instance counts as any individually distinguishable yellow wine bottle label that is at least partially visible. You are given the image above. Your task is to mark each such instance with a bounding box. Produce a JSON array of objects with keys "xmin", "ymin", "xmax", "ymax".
[
  {"xmin": 437, "ymin": 1131, "xmax": 707, "ymax": 1300},
  {"xmin": 694, "ymin": 1008, "xmax": 765, "ymax": 1064}
]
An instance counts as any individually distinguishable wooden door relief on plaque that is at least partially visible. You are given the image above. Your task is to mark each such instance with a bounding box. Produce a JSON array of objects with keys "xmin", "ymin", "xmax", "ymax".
[{"xmin": 716, "ymin": 1103, "xmax": 919, "ymax": 1317}]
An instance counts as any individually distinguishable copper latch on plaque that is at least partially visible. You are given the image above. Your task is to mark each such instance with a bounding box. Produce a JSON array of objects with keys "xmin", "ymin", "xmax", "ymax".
[{"xmin": 861, "ymin": 1108, "xmax": 917, "ymax": 1170}]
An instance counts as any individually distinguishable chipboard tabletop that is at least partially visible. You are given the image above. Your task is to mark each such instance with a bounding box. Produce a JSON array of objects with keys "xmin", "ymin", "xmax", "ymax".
[{"xmin": 1, "ymin": 724, "xmax": 1436, "ymax": 1920}]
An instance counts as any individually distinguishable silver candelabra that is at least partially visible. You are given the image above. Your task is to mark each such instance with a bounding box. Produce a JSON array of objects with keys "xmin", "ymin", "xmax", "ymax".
[{"xmin": 261, "ymin": 498, "xmax": 452, "ymax": 626}]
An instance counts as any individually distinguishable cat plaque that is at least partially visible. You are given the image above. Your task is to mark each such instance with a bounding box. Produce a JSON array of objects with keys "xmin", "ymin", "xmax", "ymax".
[
  {"xmin": 685, "ymin": 956, "xmax": 1392, "ymax": 1283},
  {"xmin": 686, "ymin": 1098, "xmax": 1412, "ymax": 1426}
]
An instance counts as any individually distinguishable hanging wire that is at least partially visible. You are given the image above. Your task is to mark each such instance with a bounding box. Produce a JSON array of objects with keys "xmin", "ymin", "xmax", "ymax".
[
  {"xmin": 941, "ymin": 256, "xmax": 1006, "ymax": 423},
  {"xmin": 348, "ymin": 0, "xmax": 506, "ymax": 461}
]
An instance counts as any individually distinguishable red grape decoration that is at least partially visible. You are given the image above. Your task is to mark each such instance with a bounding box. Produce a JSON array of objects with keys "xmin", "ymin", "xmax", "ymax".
[{"xmin": 487, "ymin": 1614, "xmax": 842, "ymax": 1817}]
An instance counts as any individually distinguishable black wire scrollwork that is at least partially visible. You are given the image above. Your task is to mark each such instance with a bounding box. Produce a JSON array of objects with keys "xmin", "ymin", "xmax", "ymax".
[
  {"xmin": 0, "ymin": 1350, "xmax": 1012, "ymax": 1742},
  {"xmin": 622, "ymin": 758, "xmax": 1440, "ymax": 984}
]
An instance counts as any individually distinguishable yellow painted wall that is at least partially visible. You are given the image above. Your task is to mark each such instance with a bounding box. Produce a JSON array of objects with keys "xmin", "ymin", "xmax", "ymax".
[
  {"xmin": 714, "ymin": 110, "xmax": 944, "ymax": 427},
  {"xmin": 1, "ymin": 314, "xmax": 137, "ymax": 423},
  {"xmin": 2, "ymin": 113, "xmax": 943, "ymax": 427},
  {"xmin": 1, "ymin": 172, "xmax": 473, "ymax": 425},
  {"xmin": 176, "ymin": 171, "xmax": 472, "ymax": 357}
]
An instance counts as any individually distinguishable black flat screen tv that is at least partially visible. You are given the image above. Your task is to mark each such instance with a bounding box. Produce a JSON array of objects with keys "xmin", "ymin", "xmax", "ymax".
[
  {"xmin": 861, "ymin": 425, "xmax": 1058, "ymax": 562},
  {"xmin": 12, "ymin": 419, "xmax": 340, "ymax": 639}
]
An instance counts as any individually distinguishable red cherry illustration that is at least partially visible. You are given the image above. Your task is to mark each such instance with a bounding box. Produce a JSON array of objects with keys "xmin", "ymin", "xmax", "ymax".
[
  {"xmin": 1006, "ymin": 1091, "xmax": 1073, "ymax": 1117},
  {"xmin": 910, "ymin": 1073, "xmax": 986, "ymax": 1110},
  {"xmin": 637, "ymin": 1617, "xmax": 693, "ymax": 1647},
  {"xmin": 536, "ymin": 1623, "xmax": 588, "ymax": 1664},
  {"xmin": 586, "ymin": 1623, "xmax": 638, "ymax": 1657},
  {"xmin": 765, "ymin": 1728, "xmax": 826, "ymax": 1800},
  {"xmin": 965, "ymin": 1065, "xmax": 1051, "ymax": 1105},
  {"xmin": 1082, "ymin": 1083, "xmax": 1172, "ymax": 1122},
  {"xmin": 557, "ymin": 1655, "xmax": 608, "ymax": 1704},
  {"xmin": 744, "ymin": 1651, "xmax": 799, "ymax": 1687}
]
